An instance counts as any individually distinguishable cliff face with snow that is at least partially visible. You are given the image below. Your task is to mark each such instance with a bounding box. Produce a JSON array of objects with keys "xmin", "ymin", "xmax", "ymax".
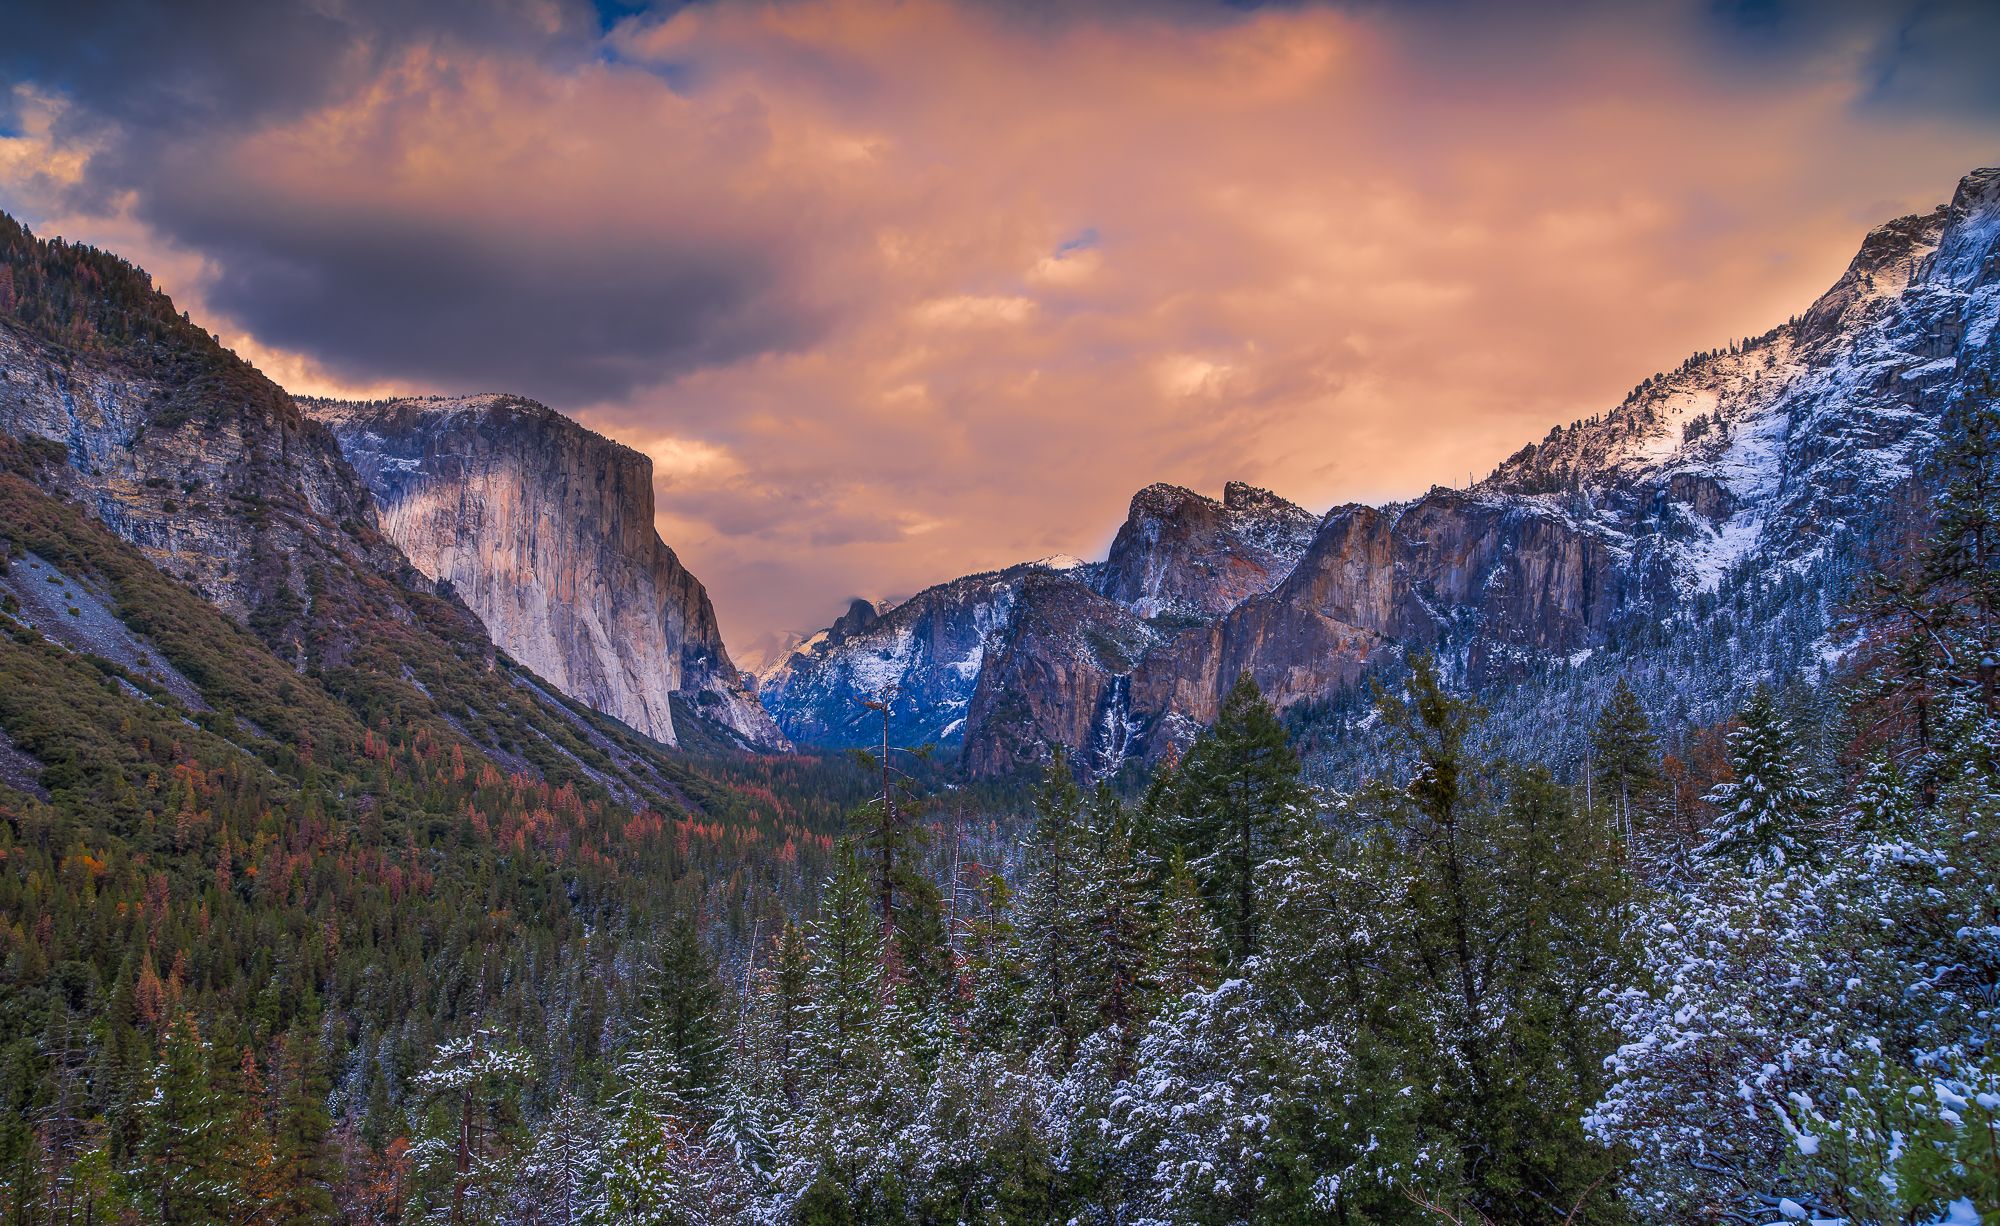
[
  {"xmin": 302, "ymin": 394, "xmax": 784, "ymax": 750},
  {"xmin": 758, "ymin": 484, "xmax": 1319, "ymax": 766},
  {"xmin": 766, "ymin": 168, "xmax": 2000, "ymax": 776}
]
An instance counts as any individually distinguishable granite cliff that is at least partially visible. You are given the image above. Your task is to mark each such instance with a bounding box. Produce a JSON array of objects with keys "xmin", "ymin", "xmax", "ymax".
[{"xmin": 302, "ymin": 395, "xmax": 783, "ymax": 750}]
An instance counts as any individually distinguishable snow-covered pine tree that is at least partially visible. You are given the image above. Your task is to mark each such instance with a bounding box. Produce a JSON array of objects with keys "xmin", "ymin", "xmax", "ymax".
[
  {"xmin": 1591, "ymin": 676, "xmax": 1659, "ymax": 846},
  {"xmin": 1161, "ymin": 671, "xmax": 1310, "ymax": 961},
  {"xmin": 407, "ymin": 1031, "xmax": 534, "ymax": 1225},
  {"xmin": 1076, "ymin": 788, "xmax": 1157, "ymax": 1071},
  {"xmin": 1697, "ymin": 686, "xmax": 1824, "ymax": 874},
  {"xmin": 1150, "ymin": 851, "xmax": 1219, "ymax": 1003},
  {"xmin": 509, "ymin": 1091, "xmax": 602, "ymax": 1226},
  {"xmin": 1014, "ymin": 753, "xmax": 1095, "ymax": 1066},
  {"xmin": 130, "ymin": 1011, "xmax": 249, "ymax": 1226}
]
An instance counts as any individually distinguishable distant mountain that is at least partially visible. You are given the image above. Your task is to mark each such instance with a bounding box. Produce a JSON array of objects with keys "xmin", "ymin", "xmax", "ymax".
[
  {"xmin": 763, "ymin": 167, "xmax": 2000, "ymax": 777},
  {"xmin": 757, "ymin": 481, "xmax": 1320, "ymax": 769},
  {"xmin": 0, "ymin": 211, "xmax": 753, "ymax": 804},
  {"xmin": 301, "ymin": 394, "xmax": 784, "ymax": 751}
]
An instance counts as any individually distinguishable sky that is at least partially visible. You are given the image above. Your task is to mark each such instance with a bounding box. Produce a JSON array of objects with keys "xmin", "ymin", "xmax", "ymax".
[{"xmin": 1, "ymin": 0, "xmax": 1995, "ymax": 668}]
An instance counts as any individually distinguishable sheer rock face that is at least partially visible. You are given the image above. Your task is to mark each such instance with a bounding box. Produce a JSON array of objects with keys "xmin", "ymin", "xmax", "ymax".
[
  {"xmin": 765, "ymin": 167, "xmax": 2000, "ymax": 777},
  {"xmin": 302, "ymin": 394, "xmax": 784, "ymax": 750}
]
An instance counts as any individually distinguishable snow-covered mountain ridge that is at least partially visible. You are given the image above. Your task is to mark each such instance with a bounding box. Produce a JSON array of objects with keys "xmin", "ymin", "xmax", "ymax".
[{"xmin": 764, "ymin": 167, "xmax": 2000, "ymax": 777}]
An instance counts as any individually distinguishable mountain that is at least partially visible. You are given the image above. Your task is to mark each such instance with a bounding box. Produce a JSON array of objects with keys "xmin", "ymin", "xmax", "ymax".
[
  {"xmin": 764, "ymin": 167, "xmax": 2000, "ymax": 776},
  {"xmin": 756, "ymin": 561, "xmax": 1068, "ymax": 750},
  {"xmin": 0, "ymin": 211, "xmax": 762, "ymax": 807},
  {"xmin": 757, "ymin": 482, "xmax": 1319, "ymax": 765},
  {"xmin": 300, "ymin": 394, "xmax": 784, "ymax": 751},
  {"xmin": 1093, "ymin": 480, "xmax": 1321, "ymax": 621}
]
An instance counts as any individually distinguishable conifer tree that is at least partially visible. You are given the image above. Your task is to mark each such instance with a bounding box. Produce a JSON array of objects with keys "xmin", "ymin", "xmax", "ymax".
[
  {"xmin": 510, "ymin": 1092, "xmax": 601, "ymax": 1226},
  {"xmin": 131, "ymin": 1011, "xmax": 242, "ymax": 1226},
  {"xmin": 1699, "ymin": 686, "xmax": 1824, "ymax": 874},
  {"xmin": 805, "ymin": 839, "xmax": 883, "ymax": 1079},
  {"xmin": 267, "ymin": 1023, "xmax": 339, "ymax": 1226},
  {"xmin": 642, "ymin": 918, "xmax": 726, "ymax": 1099},
  {"xmin": 1151, "ymin": 852, "xmax": 1220, "ymax": 1002},
  {"xmin": 408, "ymin": 1031, "xmax": 533, "ymax": 1226},
  {"xmin": 1163, "ymin": 671, "xmax": 1309, "ymax": 960},
  {"xmin": 1592, "ymin": 677, "xmax": 1660, "ymax": 843},
  {"xmin": 1078, "ymin": 795, "xmax": 1156, "ymax": 1069},
  {"xmin": 1015, "ymin": 753, "xmax": 1094, "ymax": 1064}
]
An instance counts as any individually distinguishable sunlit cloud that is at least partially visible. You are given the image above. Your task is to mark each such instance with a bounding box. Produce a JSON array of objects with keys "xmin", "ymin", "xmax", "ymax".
[{"xmin": 0, "ymin": 0, "xmax": 1993, "ymax": 662}]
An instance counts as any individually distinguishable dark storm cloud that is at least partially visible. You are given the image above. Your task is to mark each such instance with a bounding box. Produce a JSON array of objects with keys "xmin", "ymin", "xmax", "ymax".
[
  {"xmin": 1, "ymin": 0, "xmax": 836, "ymax": 403},
  {"xmin": 0, "ymin": 0, "xmax": 596, "ymax": 134},
  {"xmin": 131, "ymin": 180, "xmax": 822, "ymax": 403}
]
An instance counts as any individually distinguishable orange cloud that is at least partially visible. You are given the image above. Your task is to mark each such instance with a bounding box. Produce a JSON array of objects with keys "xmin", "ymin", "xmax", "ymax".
[{"xmin": 4, "ymin": 0, "xmax": 1993, "ymax": 666}]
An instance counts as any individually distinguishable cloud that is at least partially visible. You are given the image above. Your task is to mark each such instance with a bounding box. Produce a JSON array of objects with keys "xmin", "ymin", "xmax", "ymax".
[{"xmin": 1, "ymin": 0, "xmax": 1995, "ymax": 658}]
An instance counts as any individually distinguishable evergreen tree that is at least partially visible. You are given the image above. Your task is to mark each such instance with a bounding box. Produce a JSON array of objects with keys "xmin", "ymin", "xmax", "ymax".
[
  {"xmin": 510, "ymin": 1092, "xmax": 601, "ymax": 1226},
  {"xmin": 641, "ymin": 918, "xmax": 726, "ymax": 1099},
  {"xmin": 1078, "ymin": 793, "xmax": 1156, "ymax": 1069},
  {"xmin": 1150, "ymin": 851, "xmax": 1219, "ymax": 1003},
  {"xmin": 1015, "ymin": 754, "xmax": 1094, "ymax": 1065},
  {"xmin": 804, "ymin": 839, "xmax": 883, "ymax": 1080},
  {"xmin": 1592, "ymin": 676, "xmax": 1660, "ymax": 844},
  {"xmin": 267, "ymin": 1023, "xmax": 339, "ymax": 1226},
  {"xmin": 1699, "ymin": 686, "xmax": 1825, "ymax": 874},
  {"xmin": 407, "ymin": 1031, "xmax": 533, "ymax": 1226},
  {"xmin": 129, "ymin": 1012, "xmax": 243, "ymax": 1226},
  {"xmin": 1163, "ymin": 671, "xmax": 1310, "ymax": 960}
]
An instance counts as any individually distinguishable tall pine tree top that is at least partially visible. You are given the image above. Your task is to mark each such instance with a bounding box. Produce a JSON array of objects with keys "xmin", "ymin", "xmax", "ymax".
[
  {"xmin": 1698, "ymin": 687, "xmax": 1824, "ymax": 875},
  {"xmin": 1165, "ymin": 671, "xmax": 1310, "ymax": 962}
]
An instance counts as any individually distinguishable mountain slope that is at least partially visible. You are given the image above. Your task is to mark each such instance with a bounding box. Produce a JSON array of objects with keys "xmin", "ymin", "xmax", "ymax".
[
  {"xmin": 0, "ymin": 211, "xmax": 757, "ymax": 805},
  {"xmin": 301, "ymin": 394, "xmax": 783, "ymax": 750}
]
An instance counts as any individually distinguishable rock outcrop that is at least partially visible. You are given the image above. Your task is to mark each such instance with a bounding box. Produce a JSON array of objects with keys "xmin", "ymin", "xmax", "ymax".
[
  {"xmin": 0, "ymin": 211, "xmax": 761, "ymax": 807},
  {"xmin": 303, "ymin": 394, "xmax": 784, "ymax": 750},
  {"xmin": 1093, "ymin": 481, "xmax": 1319, "ymax": 621},
  {"xmin": 758, "ymin": 483, "xmax": 1316, "ymax": 758}
]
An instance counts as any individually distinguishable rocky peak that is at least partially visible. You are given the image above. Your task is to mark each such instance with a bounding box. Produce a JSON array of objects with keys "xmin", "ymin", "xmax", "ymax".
[
  {"xmin": 830, "ymin": 597, "xmax": 882, "ymax": 642},
  {"xmin": 1094, "ymin": 479, "xmax": 1319, "ymax": 621},
  {"xmin": 301, "ymin": 393, "xmax": 785, "ymax": 751}
]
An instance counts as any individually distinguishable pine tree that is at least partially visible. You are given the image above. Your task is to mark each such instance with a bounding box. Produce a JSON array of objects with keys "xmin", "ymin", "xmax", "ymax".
[
  {"xmin": 962, "ymin": 869, "xmax": 1022, "ymax": 1052},
  {"xmin": 805, "ymin": 839, "xmax": 883, "ymax": 1079},
  {"xmin": 510, "ymin": 1092, "xmax": 601, "ymax": 1226},
  {"xmin": 1078, "ymin": 793, "xmax": 1156, "ymax": 1070},
  {"xmin": 1591, "ymin": 677, "xmax": 1660, "ymax": 844},
  {"xmin": 130, "ymin": 1012, "xmax": 243, "ymax": 1226},
  {"xmin": 1015, "ymin": 753, "xmax": 1094, "ymax": 1064},
  {"xmin": 408, "ymin": 1031, "xmax": 533, "ymax": 1226},
  {"xmin": 267, "ymin": 1023, "xmax": 339, "ymax": 1225},
  {"xmin": 1151, "ymin": 851, "xmax": 1220, "ymax": 1002},
  {"xmin": 641, "ymin": 918, "xmax": 726, "ymax": 1100},
  {"xmin": 771, "ymin": 922, "xmax": 812, "ymax": 1109},
  {"xmin": 1699, "ymin": 687, "xmax": 1824, "ymax": 874},
  {"xmin": 1164, "ymin": 671, "xmax": 1309, "ymax": 960},
  {"xmin": 705, "ymin": 1082, "xmax": 773, "ymax": 1185}
]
